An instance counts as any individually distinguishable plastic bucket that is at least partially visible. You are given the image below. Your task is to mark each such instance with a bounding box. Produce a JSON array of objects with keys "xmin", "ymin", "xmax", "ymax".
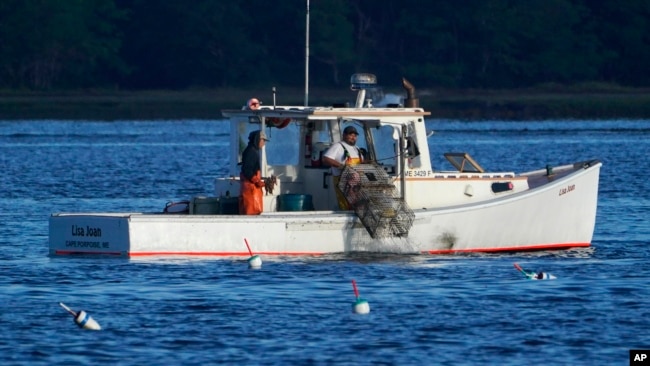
[
  {"xmin": 219, "ymin": 197, "xmax": 239, "ymax": 214},
  {"xmin": 190, "ymin": 196, "xmax": 220, "ymax": 215},
  {"xmin": 278, "ymin": 194, "xmax": 314, "ymax": 211}
]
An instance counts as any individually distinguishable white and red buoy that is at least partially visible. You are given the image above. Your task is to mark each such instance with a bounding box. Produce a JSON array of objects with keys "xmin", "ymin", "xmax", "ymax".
[
  {"xmin": 351, "ymin": 280, "xmax": 370, "ymax": 314},
  {"xmin": 59, "ymin": 302, "xmax": 101, "ymax": 330},
  {"xmin": 244, "ymin": 238, "xmax": 262, "ymax": 269},
  {"xmin": 514, "ymin": 263, "xmax": 557, "ymax": 280}
]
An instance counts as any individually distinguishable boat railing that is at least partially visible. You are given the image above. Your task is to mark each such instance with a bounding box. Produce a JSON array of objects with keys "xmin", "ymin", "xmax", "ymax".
[{"xmin": 430, "ymin": 172, "xmax": 516, "ymax": 179}]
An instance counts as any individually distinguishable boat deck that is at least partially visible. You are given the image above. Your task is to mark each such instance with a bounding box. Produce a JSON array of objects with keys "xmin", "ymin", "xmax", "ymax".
[{"xmin": 525, "ymin": 160, "xmax": 599, "ymax": 189}]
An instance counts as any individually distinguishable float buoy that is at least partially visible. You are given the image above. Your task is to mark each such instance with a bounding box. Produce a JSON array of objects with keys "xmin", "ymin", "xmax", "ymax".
[
  {"xmin": 351, "ymin": 280, "xmax": 370, "ymax": 314},
  {"xmin": 514, "ymin": 263, "xmax": 557, "ymax": 280},
  {"xmin": 59, "ymin": 302, "xmax": 101, "ymax": 330},
  {"xmin": 247, "ymin": 98, "xmax": 261, "ymax": 110},
  {"xmin": 532, "ymin": 272, "xmax": 556, "ymax": 280},
  {"xmin": 244, "ymin": 238, "xmax": 262, "ymax": 269},
  {"xmin": 267, "ymin": 117, "xmax": 290, "ymax": 129}
]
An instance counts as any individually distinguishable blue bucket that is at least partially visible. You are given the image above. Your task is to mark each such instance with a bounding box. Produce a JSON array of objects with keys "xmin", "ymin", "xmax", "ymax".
[{"xmin": 278, "ymin": 194, "xmax": 314, "ymax": 211}]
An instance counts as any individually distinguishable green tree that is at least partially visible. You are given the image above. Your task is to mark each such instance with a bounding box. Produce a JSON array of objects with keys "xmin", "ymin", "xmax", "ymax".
[
  {"xmin": 0, "ymin": 0, "xmax": 125, "ymax": 89},
  {"xmin": 1, "ymin": 0, "xmax": 649, "ymax": 90},
  {"xmin": 310, "ymin": 0, "xmax": 356, "ymax": 85},
  {"xmin": 586, "ymin": 0, "xmax": 650, "ymax": 86},
  {"xmin": 390, "ymin": 0, "xmax": 465, "ymax": 87},
  {"xmin": 501, "ymin": 0, "xmax": 602, "ymax": 85}
]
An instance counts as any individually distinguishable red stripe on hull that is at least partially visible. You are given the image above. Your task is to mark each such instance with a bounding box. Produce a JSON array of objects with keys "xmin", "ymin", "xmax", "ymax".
[
  {"xmin": 424, "ymin": 243, "xmax": 590, "ymax": 255},
  {"xmin": 128, "ymin": 251, "xmax": 325, "ymax": 257},
  {"xmin": 54, "ymin": 243, "xmax": 590, "ymax": 257}
]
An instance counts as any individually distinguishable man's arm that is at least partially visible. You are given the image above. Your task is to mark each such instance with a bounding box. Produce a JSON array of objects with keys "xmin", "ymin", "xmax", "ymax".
[{"xmin": 322, "ymin": 156, "xmax": 344, "ymax": 169}]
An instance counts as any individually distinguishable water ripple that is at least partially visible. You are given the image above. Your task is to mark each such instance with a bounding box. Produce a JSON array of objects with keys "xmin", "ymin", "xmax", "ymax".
[{"xmin": 1, "ymin": 119, "xmax": 649, "ymax": 365}]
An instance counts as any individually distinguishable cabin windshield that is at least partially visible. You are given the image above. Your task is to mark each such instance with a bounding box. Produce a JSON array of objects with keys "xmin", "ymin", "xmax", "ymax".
[
  {"xmin": 336, "ymin": 121, "xmax": 399, "ymax": 175},
  {"xmin": 237, "ymin": 118, "xmax": 402, "ymax": 176},
  {"xmin": 370, "ymin": 125, "xmax": 399, "ymax": 172}
]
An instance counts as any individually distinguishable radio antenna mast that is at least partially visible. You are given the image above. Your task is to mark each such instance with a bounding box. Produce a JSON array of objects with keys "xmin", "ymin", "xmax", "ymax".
[{"xmin": 304, "ymin": 0, "xmax": 310, "ymax": 106}]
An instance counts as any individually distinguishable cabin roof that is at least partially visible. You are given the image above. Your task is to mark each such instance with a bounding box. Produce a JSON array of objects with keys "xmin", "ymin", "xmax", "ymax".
[{"xmin": 222, "ymin": 106, "xmax": 430, "ymax": 122}]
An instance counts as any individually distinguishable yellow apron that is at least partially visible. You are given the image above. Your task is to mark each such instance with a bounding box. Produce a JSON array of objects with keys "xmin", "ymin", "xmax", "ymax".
[{"xmin": 334, "ymin": 157, "xmax": 362, "ymax": 210}]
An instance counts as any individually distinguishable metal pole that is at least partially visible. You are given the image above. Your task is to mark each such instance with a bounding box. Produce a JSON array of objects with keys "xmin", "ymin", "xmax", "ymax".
[
  {"xmin": 400, "ymin": 127, "xmax": 407, "ymax": 200},
  {"xmin": 304, "ymin": 0, "xmax": 310, "ymax": 107}
]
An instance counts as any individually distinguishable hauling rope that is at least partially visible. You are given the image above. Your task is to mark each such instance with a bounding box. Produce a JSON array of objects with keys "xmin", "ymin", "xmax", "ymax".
[{"xmin": 338, "ymin": 163, "xmax": 415, "ymax": 238}]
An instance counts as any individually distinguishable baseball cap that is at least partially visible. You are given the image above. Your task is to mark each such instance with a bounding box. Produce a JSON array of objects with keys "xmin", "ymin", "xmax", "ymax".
[{"xmin": 343, "ymin": 126, "xmax": 359, "ymax": 135}]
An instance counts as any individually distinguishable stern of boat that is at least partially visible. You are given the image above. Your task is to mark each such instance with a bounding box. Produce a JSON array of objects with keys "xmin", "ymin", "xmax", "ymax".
[{"xmin": 49, "ymin": 213, "xmax": 132, "ymax": 257}]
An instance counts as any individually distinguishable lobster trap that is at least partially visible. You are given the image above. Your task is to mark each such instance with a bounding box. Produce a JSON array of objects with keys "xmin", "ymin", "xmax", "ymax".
[{"xmin": 338, "ymin": 164, "xmax": 415, "ymax": 238}]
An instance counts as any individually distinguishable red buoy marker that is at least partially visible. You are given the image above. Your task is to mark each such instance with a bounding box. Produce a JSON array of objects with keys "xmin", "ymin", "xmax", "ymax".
[
  {"xmin": 59, "ymin": 302, "xmax": 101, "ymax": 330},
  {"xmin": 351, "ymin": 280, "xmax": 370, "ymax": 314},
  {"xmin": 244, "ymin": 238, "xmax": 262, "ymax": 269}
]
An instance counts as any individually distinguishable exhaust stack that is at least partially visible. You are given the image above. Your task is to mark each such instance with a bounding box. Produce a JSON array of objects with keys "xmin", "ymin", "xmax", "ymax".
[{"xmin": 402, "ymin": 78, "xmax": 419, "ymax": 108}]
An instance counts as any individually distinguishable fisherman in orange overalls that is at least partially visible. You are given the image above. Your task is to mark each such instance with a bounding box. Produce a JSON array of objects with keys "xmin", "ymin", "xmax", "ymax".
[
  {"xmin": 322, "ymin": 126, "xmax": 364, "ymax": 210},
  {"xmin": 239, "ymin": 130, "xmax": 269, "ymax": 215}
]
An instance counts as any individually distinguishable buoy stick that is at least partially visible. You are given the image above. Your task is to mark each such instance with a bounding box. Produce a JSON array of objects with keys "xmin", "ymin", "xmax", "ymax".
[
  {"xmin": 244, "ymin": 238, "xmax": 262, "ymax": 269},
  {"xmin": 351, "ymin": 279, "xmax": 360, "ymax": 299},
  {"xmin": 59, "ymin": 302, "xmax": 77, "ymax": 317},
  {"xmin": 244, "ymin": 238, "xmax": 253, "ymax": 256},
  {"xmin": 513, "ymin": 263, "xmax": 525, "ymax": 274},
  {"xmin": 514, "ymin": 263, "xmax": 533, "ymax": 278},
  {"xmin": 350, "ymin": 279, "xmax": 370, "ymax": 314}
]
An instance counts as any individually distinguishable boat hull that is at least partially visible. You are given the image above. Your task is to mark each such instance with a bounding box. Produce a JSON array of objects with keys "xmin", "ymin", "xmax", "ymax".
[{"xmin": 49, "ymin": 162, "xmax": 600, "ymax": 257}]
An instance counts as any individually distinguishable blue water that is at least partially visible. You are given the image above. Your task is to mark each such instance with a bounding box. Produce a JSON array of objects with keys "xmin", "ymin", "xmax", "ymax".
[{"xmin": 1, "ymin": 119, "xmax": 649, "ymax": 365}]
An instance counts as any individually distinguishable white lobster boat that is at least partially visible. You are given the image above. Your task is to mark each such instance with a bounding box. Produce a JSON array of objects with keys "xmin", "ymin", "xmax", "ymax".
[{"xmin": 48, "ymin": 74, "xmax": 601, "ymax": 257}]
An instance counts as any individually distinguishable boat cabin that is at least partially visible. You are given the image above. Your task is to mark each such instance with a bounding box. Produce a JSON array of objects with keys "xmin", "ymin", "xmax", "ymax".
[
  {"xmin": 219, "ymin": 74, "xmax": 433, "ymax": 213},
  {"xmin": 214, "ymin": 73, "xmax": 529, "ymax": 217}
]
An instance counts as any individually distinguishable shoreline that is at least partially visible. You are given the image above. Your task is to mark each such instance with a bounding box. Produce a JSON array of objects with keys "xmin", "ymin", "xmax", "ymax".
[{"xmin": 1, "ymin": 87, "xmax": 649, "ymax": 120}]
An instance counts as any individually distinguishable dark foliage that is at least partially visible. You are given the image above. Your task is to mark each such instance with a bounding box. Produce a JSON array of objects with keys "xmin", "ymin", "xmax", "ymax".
[{"xmin": 0, "ymin": 0, "xmax": 648, "ymax": 90}]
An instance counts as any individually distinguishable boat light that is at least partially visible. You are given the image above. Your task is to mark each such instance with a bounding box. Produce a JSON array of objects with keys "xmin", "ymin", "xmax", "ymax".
[{"xmin": 491, "ymin": 182, "xmax": 514, "ymax": 193}]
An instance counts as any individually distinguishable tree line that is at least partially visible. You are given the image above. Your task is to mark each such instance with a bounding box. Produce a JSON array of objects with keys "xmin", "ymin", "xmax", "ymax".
[{"xmin": 1, "ymin": 0, "xmax": 648, "ymax": 91}]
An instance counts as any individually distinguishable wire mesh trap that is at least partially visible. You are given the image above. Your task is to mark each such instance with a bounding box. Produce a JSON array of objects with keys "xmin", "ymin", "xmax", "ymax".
[{"xmin": 338, "ymin": 164, "xmax": 415, "ymax": 238}]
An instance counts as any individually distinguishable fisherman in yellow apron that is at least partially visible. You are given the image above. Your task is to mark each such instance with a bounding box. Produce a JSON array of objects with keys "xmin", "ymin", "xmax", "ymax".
[{"xmin": 322, "ymin": 126, "xmax": 365, "ymax": 210}]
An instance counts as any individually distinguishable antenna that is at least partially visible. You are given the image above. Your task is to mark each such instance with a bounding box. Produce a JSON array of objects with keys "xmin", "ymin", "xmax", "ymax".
[
  {"xmin": 304, "ymin": 0, "xmax": 310, "ymax": 107},
  {"xmin": 272, "ymin": 86, "xmax": 277, "ymax": 108}
]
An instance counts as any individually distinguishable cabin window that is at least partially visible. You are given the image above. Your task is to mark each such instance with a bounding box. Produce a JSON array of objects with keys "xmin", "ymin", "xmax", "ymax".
[
  {"xmin": 236, "ymin": 122, "xmax": 299, "ymax": 166},
  {"xmin": 264, "ymin": 122, "xmax": 299, "ymax": 166},
  {"xmin": 444, "ymin": 152, "xmax": 484, "ymax": 173},
  {"xmin": 338, "ymin": 122, "xmax": 373, "ymax": 163},
  {"xmin": 372, "ymin": 125, "xmax": 398, "ymax": 170},
  {"xmin": 343, "ymin": 124, "xmax": 398, "ymax": 175},
  {"xmin": 308, "ymin": 121, "xmax": 399, "ymax": 175}
]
